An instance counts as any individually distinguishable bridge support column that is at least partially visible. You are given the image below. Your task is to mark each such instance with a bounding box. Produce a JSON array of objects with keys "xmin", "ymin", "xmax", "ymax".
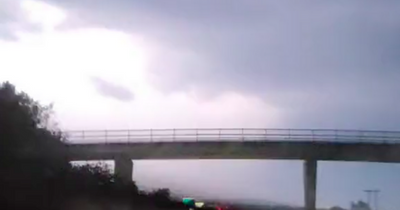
[
  {"xmin": 304, "ymin": 159, "xmax": 317, "ymax": 210},
  {"xmin": 114, "ymin": 156, "xmax": 133, "ymax": 183}
]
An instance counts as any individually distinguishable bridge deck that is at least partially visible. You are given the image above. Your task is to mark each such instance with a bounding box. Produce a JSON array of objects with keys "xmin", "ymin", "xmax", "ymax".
[
  {"xmin": 67, "ymin": 141, "xmax": 400, "ymax": 163},
  {"xmin": 65, "ymin": 128, "xmax": 400, "ymax": 162}
]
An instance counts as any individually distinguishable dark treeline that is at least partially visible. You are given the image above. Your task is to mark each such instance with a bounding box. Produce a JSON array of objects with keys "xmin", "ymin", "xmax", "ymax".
[{"xmin": 0, "ymin": 82, "xmax": 186, "ymax": 210}]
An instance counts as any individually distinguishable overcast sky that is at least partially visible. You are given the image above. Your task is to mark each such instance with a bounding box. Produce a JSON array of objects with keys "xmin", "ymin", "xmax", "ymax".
[{"xmin": 1, "ymin": 0, "xmax": 400, "ymax": 209}]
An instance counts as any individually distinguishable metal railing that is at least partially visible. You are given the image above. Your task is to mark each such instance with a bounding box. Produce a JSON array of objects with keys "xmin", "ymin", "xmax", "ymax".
[{"xmin": 64, "ymin": 128, "xmax": 400, "ymax": 144}]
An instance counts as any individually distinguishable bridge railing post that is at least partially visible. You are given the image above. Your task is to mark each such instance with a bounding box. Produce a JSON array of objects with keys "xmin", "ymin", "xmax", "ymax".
[
  {"xmin": 264, "ymin": 129, "xmax": 268, "ymax": 141},
  {"xmin": 105, "ymin": 130, "xmax": 108, "ymax": 144},
  {"xmin": 335, "ymin": 130, "xmax": 338, "ymax": 141},
  {"xmin": 173, "ymin": 129, "xmax": 176, "ymax": 142},
  {"xmin": 150, "ymin": 129, "xmax": 153, "ymax": 142},
  {"xmin": 359, "ymin": 130, "xmax": 363, "ymax": 142},
  {"xmin": 218, "ymin": 129, "xmax": 221, "ymax": 141},
  {"xmin": 128, "ymin": 130, "xmax": 131, "ymax": 143},
  {"xmin": 196, "ymin": 129, "xmax": 198, "ymax": 142},
  {"xmin": 384, "ymin": 131, "xmax": 389, "ymax": 144},
  {"xmin": 82, "ymin": 130, "xmax": 85, "ymax": 140},
  {"xmin": 242, "ymin": 128, "xmax": 244, "ymax": 141},
  {"xmin": 311, "ymin": 130, "xmax": 315, "ymax": 142},
  {"xmin": 387, "ymin": 131, "xmax": 394, "ymax": 144},
  {"xmin": 288, "ymin": 129, "xmax": 291, "ymax": 140}
]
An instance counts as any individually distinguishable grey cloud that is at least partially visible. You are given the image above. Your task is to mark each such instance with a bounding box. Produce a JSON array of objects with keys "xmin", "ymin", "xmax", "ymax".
[
  {"xmin": 0, "ymin": 0, "xmax": 21, "ymax": 40},
  {"xmin": 90, "ymin": 77, "xmax": 134, "ymax": 102},
  {"xmin": 44, "ymin": 0, "xmax": 400, "ymax": 129},
  {"xmin": 0, "ymin": 27, "xmax": 18, "ymax": 41},
  {"xmin": 0, "ymin": 0, "xmax": 43, "ymax": 41}
]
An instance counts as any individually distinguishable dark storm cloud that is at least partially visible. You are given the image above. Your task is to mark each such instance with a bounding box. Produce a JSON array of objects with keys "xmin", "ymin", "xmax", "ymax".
[
  {"xmin": 90, "ymin": 77, "xmax": 134, "ymax": 102},
  {"xmin": 43, "ymin": 0, "xmax": 400, "ymax": 129}
]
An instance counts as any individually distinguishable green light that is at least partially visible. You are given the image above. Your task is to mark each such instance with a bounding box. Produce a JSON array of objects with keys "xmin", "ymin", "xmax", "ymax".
[{"xmin": 183, "ymin": 198, "xmax": 195, "ymax": 207}]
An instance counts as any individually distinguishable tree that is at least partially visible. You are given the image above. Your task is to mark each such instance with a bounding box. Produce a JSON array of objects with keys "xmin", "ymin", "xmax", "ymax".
[
  {"xmin": 0, "ymin": 82, "xmax": 115, "ymax": 209},
  {"xmin": 0, "ymin": 81, "xmax": 180, "ymax": 210},
  {"xmin": 0, "ymin": 82, "xmax": 70, "ymax": 210},
  {"xmin": 351, "ymin": 201, "xmax": 371, "ymax": 210},
  {"xmin": 330, "ymin": 206, "xmax": 347, "ymax": 210},
  {"xmin": 0, "ymin": 82, "xmax": 66, "ymax": 160}
]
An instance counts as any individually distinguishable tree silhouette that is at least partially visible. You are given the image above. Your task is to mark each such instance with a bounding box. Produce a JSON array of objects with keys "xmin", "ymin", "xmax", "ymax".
[
  {"xmin": 0, "ymin": 81, "xmax": 181, "ymax": 210},
  {"xmin": 330, "ymin": 206, "xmax": 347, "ymax": 210},
  {"xmin": 0, "ymin": 82, "xmax": 70, "ymax": 210},
  {"xmin": 351, "ymin": 201, "xmax": 371, "ymax": 210},
  {"xmin": 150, "ymin": 188, "xmax": 172, "ymax": 205}
]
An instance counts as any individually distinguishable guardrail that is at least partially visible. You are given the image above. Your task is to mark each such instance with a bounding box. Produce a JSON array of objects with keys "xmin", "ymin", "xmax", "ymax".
[{"xmin": 64, "ymin": 128, "xmax": 400, "ymax": 144}]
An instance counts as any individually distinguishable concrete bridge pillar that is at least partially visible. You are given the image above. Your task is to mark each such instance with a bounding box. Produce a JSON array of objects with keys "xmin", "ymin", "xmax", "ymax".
[
  {"xmin": 304, "ymin": 159, "xmax": 317, "ymax": 210},
  {"xmin": 114, "ymin": 156, "xmax": 133, "ymax": 183}
]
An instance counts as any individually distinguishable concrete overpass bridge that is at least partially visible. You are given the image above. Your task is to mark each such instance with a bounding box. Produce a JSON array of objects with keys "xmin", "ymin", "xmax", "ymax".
[{"xmin": 65, "ymin": 128, "xmax": 400, "ymax": 210}]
